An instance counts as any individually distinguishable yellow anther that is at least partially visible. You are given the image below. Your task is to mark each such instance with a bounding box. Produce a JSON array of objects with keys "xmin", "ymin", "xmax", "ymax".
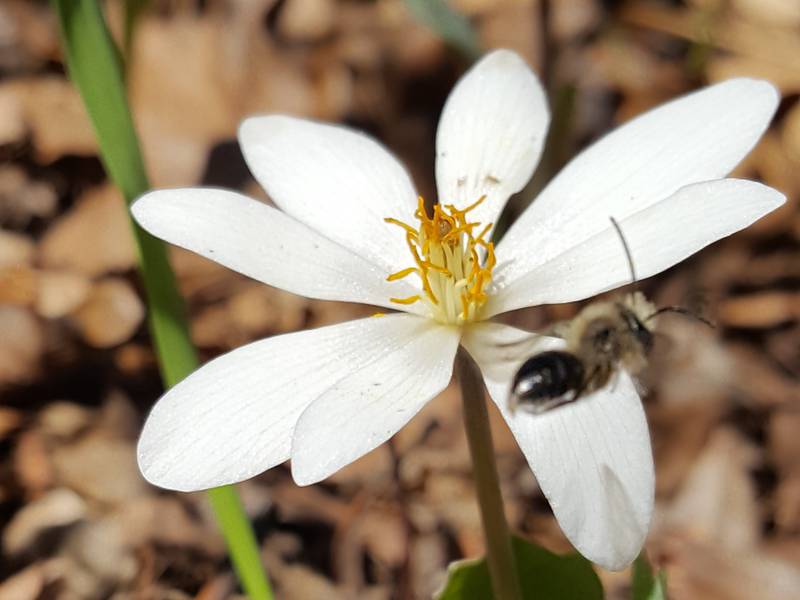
[
  {"xmin": 387, "ymin": 267, "xmax": 418, "ymax": 281},
  {"xmin": 390, "ymin": 295, "xmax": 421, "ymax": 305}
]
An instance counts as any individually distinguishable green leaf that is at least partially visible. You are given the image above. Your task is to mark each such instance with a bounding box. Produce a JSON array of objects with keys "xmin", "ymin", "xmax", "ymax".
[
  {"xmin": 436, "ymin": 536, "xmax": 604, "ymax": 600},
  {"xmin": 633, "ymin": 553, "xmax": 668, "ymax": 600},
  {"xmin": 51, "ymin": 2, "xmax": 274, "ymax": 599},
  {"xmin": 404, "ymin": 0, "xmax": 480, "ymax": 61}
]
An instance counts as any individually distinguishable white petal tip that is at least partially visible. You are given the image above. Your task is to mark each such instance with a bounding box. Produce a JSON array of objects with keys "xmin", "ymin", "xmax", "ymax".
[
  {"xmin": 483, "ymin": 48, "xmax": 527, "ymax": 65},
  {"xmin": 237, "ymin": 114, "xmax": 305, "ymax": 149},
  {"xmin": 130, "ymin": 192, "xmax": 158, "ymax": 226},
  {"xmin": 725, "ymin": 77, "xmax": 781, "ymax": 115},
  {"xmin": 289, "ymin": 467, "xmax": 318, "ymax": 487},
  {"xmin": 137, "ymin": 444, "xmax": 202, "ymax": 493}
]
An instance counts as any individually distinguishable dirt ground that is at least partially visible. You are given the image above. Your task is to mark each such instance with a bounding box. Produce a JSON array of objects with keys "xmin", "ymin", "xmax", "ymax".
[{"xmin": 1, "ymin": 0, "xmax": 799, "ymax": 598}]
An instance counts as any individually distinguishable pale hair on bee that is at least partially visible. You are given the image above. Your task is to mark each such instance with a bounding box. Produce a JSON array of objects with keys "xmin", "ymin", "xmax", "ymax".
[{"xmin": 508, "ymin": 217, "xmax": 712, "ymax": 415}]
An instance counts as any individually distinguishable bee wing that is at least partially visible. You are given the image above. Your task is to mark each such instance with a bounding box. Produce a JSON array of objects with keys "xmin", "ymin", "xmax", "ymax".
[{"xmin": 463, "ymin": 323, "xmax": 654, "ymax": 571}]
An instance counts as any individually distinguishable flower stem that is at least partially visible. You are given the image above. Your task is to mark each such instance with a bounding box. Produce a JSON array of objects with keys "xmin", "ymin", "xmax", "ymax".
[{"xmin": 455, "ymin": 347, "xmax": 523, "ymax": 600}]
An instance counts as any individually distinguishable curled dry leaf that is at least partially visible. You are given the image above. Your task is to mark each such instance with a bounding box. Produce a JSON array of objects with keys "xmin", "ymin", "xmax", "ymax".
[
  {"xmin": 2, "ymin": 488, "xmax": 87, "ymax": 556},
  {"xmin": 0, "ymin": 563, "xmax": 47, "ymax": 600}
]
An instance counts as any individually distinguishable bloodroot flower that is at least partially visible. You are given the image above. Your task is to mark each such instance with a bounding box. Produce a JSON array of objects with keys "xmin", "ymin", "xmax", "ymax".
[{"xmin": 133, "ymin": 50, "xmax": 784, "ymax": 570}]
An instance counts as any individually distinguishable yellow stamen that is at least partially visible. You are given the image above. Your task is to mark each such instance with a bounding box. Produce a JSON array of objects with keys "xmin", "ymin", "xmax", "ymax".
[{"xmin": 384, "ymin": 195, "xmax": 496, "ymax": 325}]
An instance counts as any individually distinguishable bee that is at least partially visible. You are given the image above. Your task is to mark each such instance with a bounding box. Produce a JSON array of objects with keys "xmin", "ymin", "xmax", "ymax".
[{"xmin": 509, "ymin": 218, "xmax": 711, "ymax": 415}]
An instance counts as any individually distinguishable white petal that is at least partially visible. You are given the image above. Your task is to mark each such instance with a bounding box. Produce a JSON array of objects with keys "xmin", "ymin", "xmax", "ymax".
[
  {"xmin": 138, "ymin": 314, "xmax": 429, "ymax": 491},
  {"xmin": 488, "ymin": 179, "xmax": 784, "ymax": 314},
  {"xmin": 291, "ymin": 320, "xmax": 460, "ymax": 485},
  {"xmin": 498, "ymin": 78, "xmax": 779, "ymax": 284},
  {"xmin": 132, "ymin": 188, "xmax": 423, "ymax": 314},
  {"xmin": 436, "ymin": 49, "xmax": 549, "ymax": 229},
  {"xmin": 462, "ymin": 323, "xmax": 654, "ymax": 571},
  {"xmin": 239, "ymin": 115, "xmax": 418, "ymax": 273}
]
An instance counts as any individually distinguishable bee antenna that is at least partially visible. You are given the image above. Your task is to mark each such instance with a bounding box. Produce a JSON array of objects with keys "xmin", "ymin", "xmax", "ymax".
[
  {"xmin": 645, "ymin": 306, "xmax": 716, "ymax": 329},
  {"xmin": 609, "ymin": 216, "xmax": 637, "ymax": 284}
]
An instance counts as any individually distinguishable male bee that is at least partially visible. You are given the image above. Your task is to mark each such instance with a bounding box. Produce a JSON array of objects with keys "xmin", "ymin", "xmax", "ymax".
[{"xmin": 509, "ymin": 218, "xmax": 711, "ymax": 415}]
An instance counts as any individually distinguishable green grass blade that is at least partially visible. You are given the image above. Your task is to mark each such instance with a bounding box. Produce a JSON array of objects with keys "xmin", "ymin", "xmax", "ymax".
[
  {"xmin": 209, "ymin": 486, "xmax": 274, "ymax": 598},
  {"xmin": 404, "ymin": 0, "xmax": 481, "ymax": 61},
  {"xmin": 51, "ymin": 2, "xmax": 274, "ymax": 598}
]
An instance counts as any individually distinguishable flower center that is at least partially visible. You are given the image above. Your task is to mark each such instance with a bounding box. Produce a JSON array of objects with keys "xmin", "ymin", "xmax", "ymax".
[{"xmin": 385, "ymin": 196, "xmax": 496, "ymax": 325}]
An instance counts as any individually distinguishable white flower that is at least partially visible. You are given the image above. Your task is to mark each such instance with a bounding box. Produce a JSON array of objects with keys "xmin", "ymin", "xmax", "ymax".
[{"xmin": 132, "ymin": 50, "xmax": 784, "ymax": 570}]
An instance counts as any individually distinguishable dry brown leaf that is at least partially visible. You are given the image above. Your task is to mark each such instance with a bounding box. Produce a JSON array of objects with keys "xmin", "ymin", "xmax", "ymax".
[
  {"xmin": 0, "ymin": 77, "xmax": 97, "ymax": 161},
  {"xmin": 621, "ymin": 4, "xmax": 800, "ymax": 73},
  {"xmin": 0, "ymin": 407, "xmax": 22, "ymax": 440},
  {"xmin": 718, "ymin": 292, "xmax": 800, "ymax": 328},
  {"xmin": 39, "ymin": 185, "xmax": 136, "ymax": 277},
  {"xmin": 708, "ymin": 54, "xmax": 800, "ymax": 95},
  {"xmin": 115, "ymin": 496, "xmax": 225, "ymax": 557},
  {"xmin": 0, "ymin": 231, "xmax": 34, "ymax": 268},
  {"xmin": 278, "ymin": 0, "xmax": 337, "ymax": 42},
  {"xmin": 732, "ymin": 0, "xmax": 800, "ymax": 27},
  {"xmin": 0, "ymin": 166, "xmax": 57, "ymax": 228},
  {"xmin": 71, "ymin": 278, "xmax": 145, "ymax": 348},
  {"xmin": 53, "ymin": 431, "xmax": 146, "ymax": 503},
  {"xmin": 658, "ymin": 535, "xmax": 800, "ymax": 600},
  {"xmin": 769, "ymin": 410, "xmax": 800, "ymax": 531},
  {"xmin": 0, "ymin": 306, "xmax": 43, "ymax": 386},
  {"xmin": 358, "ymin": 508, "xmax": 408, "ymax": 568},
  {"xmin": 13, "ymin": 429, "xmax": 53, "ymax": 496},
  {"xmin": 34, "ymin": 269, "xmax": 91, "ymax": 319},
  {"xmin": 58, "ymin": 520, "xmax": 138, "ymax": 598},
  {"xmin": 0, "ymin": 84, "xmax": 26, "ymax": 146},
  {"xmin": 481, "ymin": 3, "xmax": 542, "ymax": 72},
  {"xmin": 0, "ymin": 266, "xmax": 36, "ymax": 305},
  {"xmin": 728, "ymin": 343, "xmax": 800, "ymax": 408},
  {"xmin": 0, "ymin": 0, "xmax": 60, "ymax": 70},
  {"xmin": 37, "ymin": 401, "xmax": 93, "ymax": 441},
  {"xmin": 781, "ymin": 101, "xmax": 800, "ymax": 165},
  {"xmin": 659, "ymin": 427, "xmax": 760, "ymax": 551}
]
